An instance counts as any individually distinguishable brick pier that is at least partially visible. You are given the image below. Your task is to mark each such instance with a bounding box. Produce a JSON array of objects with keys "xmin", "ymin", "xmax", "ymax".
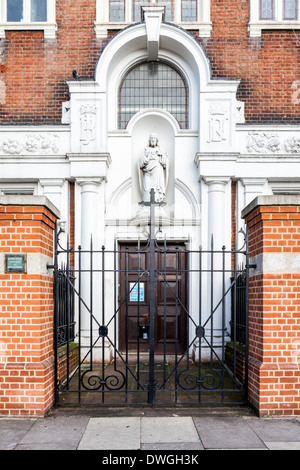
[
  {"xmin": 0, "ymin": 196, "xmax": 59, "ymax": 417},
  {"xmin": 243, "ymin": 195, "xmax": 300, "ymax": 416}
]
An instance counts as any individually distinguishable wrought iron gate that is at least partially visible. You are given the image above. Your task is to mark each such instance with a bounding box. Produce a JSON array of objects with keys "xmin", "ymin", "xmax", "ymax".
[{"xmin": 53, "ymin": 190, "xmax": 249, "ymax": 407}]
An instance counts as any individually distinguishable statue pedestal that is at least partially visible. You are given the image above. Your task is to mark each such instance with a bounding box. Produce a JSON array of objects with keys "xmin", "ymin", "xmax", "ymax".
[{"xmin": 131, "ymin": 205, "xmax": 171, "ymax": 227}]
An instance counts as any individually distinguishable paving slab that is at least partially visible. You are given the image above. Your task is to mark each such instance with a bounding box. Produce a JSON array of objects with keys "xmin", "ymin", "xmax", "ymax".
[
  {"xmin": 245, "ymin": 418, "xmax": 300, "ymax": 443},
  {"xmin": 141, "ymin": 442, "xmax": 204, "ymax": 450},
  {"xmin": 141, "ymin": 417, "xmax": 200, "ymax": 445},
  {"xmin": 193, "ymin": 417, "xmax": 267, "ymax": 450},
  {"xmin": 78, "ymin": 417, "xmax": 140, "ymax": 450},
  {"xmin": 265, "ymin": 442, "xmax": 300, "ymax": 450},
  {"xmin": 0, "ymin": 419, "xmax": 36, "ymax": 450},
  {"xmin": 15, "ymin": 415, "xmax": 90, "ymax": 451}
]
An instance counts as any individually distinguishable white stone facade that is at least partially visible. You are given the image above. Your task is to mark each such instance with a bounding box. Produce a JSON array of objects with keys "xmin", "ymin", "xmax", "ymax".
[{"xmin": 1, "ymin": 12, "xmax": 300, "ymax": 357}]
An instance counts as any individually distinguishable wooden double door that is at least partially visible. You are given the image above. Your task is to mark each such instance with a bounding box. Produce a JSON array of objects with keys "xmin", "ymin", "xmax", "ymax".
[{"xmin": 119, "ymin": 243, "xmax": 187, "ymax": 355}]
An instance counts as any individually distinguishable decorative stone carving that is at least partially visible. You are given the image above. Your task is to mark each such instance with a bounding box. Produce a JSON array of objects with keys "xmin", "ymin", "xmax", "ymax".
[
  {"xmin": 138, "ymin": 133, "xmax": 169, "ymax": 203},
  {"xmin": 284, "ymin": 137, "xmax": 300, "ymax": 154},
  {"xmin": 1, "ymin": 134, "xmax": 59, "ymax": 155},
  {"xmin": 80, "ymin": 104, "xmax": 97, "ymax": 146},
  {"xmin": 1, "ymin": 139, "xmax": 23, "ymax": 155},
  {"xmin": 246, "ymin": 132, "xmax": 281, "ymax": 153},
  {"xmin": 207, "ymin": 104, "xmax": 229, "ymax": 143},
  {"xmin": 246, "ymin": 132, "xmax": 300, "ymax": 154}
]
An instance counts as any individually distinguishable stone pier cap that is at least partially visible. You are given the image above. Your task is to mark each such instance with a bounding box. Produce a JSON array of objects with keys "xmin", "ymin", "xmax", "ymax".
[
  {"xmin": 0, "ymin": 195, "xmax": 60, "ymax": 219},
  {"xmin": 242, "ymin": 194, "xmax": 300, "ymax": 219}
]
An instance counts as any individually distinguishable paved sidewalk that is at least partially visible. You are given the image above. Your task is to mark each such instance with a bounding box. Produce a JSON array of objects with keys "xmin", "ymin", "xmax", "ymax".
[{"xmin": 1, "ymin": 407, "xmax": 300, "ymax": 451}]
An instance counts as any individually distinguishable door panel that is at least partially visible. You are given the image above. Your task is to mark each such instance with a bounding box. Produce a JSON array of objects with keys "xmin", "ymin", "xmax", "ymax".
[{"xmin": 119, "ymin": 243, "xmax": 187, "ymax": 354}]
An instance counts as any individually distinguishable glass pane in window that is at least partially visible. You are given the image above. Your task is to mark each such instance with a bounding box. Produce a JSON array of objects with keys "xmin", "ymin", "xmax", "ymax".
[
  {"xmin": 283, "ymin": 0, "xmax": 298, "ymax": 19},
  {"xmin": 110, "ymin": 0, "xmax": 125, "ymax": 22},
  {"xmin": 133, "ymin": 0, "xmax": 174, "ymax": 22},
  {"xmin": 31, "ymin": 0, "xmax": 47, "ymax": 22},
  {"xmin": 182, "ymin": 0, "xmax": 197, "ymax": 22},
  {"xmin": 119, "ymin": 61, "xmax": 188, "ymax": 129},
  {"xmin": 7, "ymin": 0, "xmax": 23, "ymax": 22},
  {"xmin": 164, "ymin": 0, "xmax": 174, "ymax": 21},
  {"xmin": 260, "ymin": 0, "xmax": 274, "ymax": 19},
  {"xmin": 134, "ymin": 0, "xmax": 149, "ymax": 22}
]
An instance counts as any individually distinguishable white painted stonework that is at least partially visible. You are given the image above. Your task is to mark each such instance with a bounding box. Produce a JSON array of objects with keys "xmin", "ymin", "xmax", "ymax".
[{"xmin": 1, "ymin": 16, "xmax": 300, "ymax": 358}]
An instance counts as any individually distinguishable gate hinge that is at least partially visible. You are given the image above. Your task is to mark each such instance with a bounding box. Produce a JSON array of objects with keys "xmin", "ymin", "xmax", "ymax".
[
  {"xmin": 246, "ymin": 264, "xmax": 256, "ymax": 269},
  {"xmin": 47, "ymin": 264, "xmax": 55, "ymax": 270}
]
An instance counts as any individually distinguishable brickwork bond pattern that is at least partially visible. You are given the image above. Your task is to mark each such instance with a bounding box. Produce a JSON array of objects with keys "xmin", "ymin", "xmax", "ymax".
[
  {"xmin": 246, "ymin": 203, "xmax": 300, "ymax": 416},
  {"xmin": 0, "ymin": 0, "xmax": 299, "ymax": 124},
  {"xmin": 0, "ymin": 203, "xmax": 56, "ymax": 417}
]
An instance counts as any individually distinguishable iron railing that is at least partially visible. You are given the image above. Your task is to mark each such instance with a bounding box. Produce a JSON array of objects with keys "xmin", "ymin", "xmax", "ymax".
[
  {"xmin": 54, "ymin": 267, "xmax": 76, "ymax": 347},
  {"xmin": 52, "ymin": 190, "xmax": 249, "ymax": 407},
  {"xmin": 231, "ymin": 272, "xmax": 247, "ymax": 345}
]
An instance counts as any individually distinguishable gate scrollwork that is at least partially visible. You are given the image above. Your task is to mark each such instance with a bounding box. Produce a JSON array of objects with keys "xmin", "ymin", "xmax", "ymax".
[{"xmin": 81, "ymin": 369, "xmax": 126, "ymax": 391}]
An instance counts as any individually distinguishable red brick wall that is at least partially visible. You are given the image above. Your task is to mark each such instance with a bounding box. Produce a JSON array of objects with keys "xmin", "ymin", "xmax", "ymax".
[
  {"xmin": 245, "ymin": 202, "xmax": 300, "ymax": 416},
  {"xmin": 0, "ymin": 1, "xmax": 101, "ymax": 124},
  {"xmin": 206, "ymin": 1, "xmax": 300, "ymax": 123},
  {"xmin": 0, "ymin": 0, "xmax": 299, "ymax": 124},
  {"xmin": 0, "ymin": 202, "xmax": 57, "ymax": 417}
]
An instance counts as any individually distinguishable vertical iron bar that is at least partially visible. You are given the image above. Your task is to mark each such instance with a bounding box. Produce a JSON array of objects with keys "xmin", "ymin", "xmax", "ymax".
[
  {"xmin": 221, "ymin": 245, "xmax": 226, "ymax": 404},
  {"xmin": 210, "ymin": 235, "xmax": 214, "ymax": 367},
  {"xmin": 53, "ymin": 223, "xmax": 59, "ymax": 406},
  {"xmin": 244, "ymin": 226, "xmax": 250, "ymax": 405},
  {"xmin": 113, "ymin": 239, "xmax": 118, "ymax": 395},
  {"xmin": 66, "ymin": 238, "xmax": 70, "ymax": 391},
  {"xmin": 198, "ymin": 245, "xmax": 202, "ymax": 404},
  {"xmin": 125, "ymin": 246, "xmax": 129, "ymax": 402},
  {"xmin": 233, "ymin": 251, "xmax": 237, "ymax": 386},
  {"xmin": 90, "ymin": 236, "xmax": 93, "ymax": 369},
  {"xmin": 137, "ymin": 238, "xmax": 141, "ymax": 389},
  {"xmin": 78, "ymin": 245, "xmax": 82, "ymax": 404},
  {"xmin": 163, "ymin": 236, "xmax": 167, "ymax": 389},
  {"xmin": 148, "ymin": 189, "xmax": 156, "ymax": 404},
  {"xmin": 102, "ymin": 245, "xmax": 105, "ymax": 404},
  {"xmin": 185, "ymin": 245, "xmax": 189, "ymax": 372},
  {"xmin": 175, "ymin": 246, "xmax": 179, "ymax": 404}
]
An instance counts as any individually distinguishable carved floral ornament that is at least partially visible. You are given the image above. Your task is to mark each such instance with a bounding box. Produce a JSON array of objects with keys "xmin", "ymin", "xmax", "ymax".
[
  {"xmin": 246, "ymin": 131, "xmax": 300, "ymax": 154},
  {"xmin": 0, "ymin": 134, "xmax": 59, "ymax": 155}
]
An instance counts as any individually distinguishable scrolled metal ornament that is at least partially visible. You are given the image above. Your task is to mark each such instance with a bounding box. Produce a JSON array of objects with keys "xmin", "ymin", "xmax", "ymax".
[
  {"xmin": 177, "ymin": 367, "xmax": 222, "ymax": 391},
  {"xmin": 177, "ymin": 371, "xmax": 199, "ymax": 391},
  {"xmin": 201, "ymin": 369, "xmax": 222, "ymax": 390},
  {"xmin": 81, "ymin": 369, "xmax": 126, "ymax": 391},
  {"xmin": 104, "ymin": 373, "xmax": 126, "ymax": 391}
]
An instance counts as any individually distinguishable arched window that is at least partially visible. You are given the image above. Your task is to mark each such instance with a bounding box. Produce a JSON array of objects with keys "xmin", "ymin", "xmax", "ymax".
[{"xmin": 119, "ymin": 61, "xmax": 189, "ymax": 129}]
